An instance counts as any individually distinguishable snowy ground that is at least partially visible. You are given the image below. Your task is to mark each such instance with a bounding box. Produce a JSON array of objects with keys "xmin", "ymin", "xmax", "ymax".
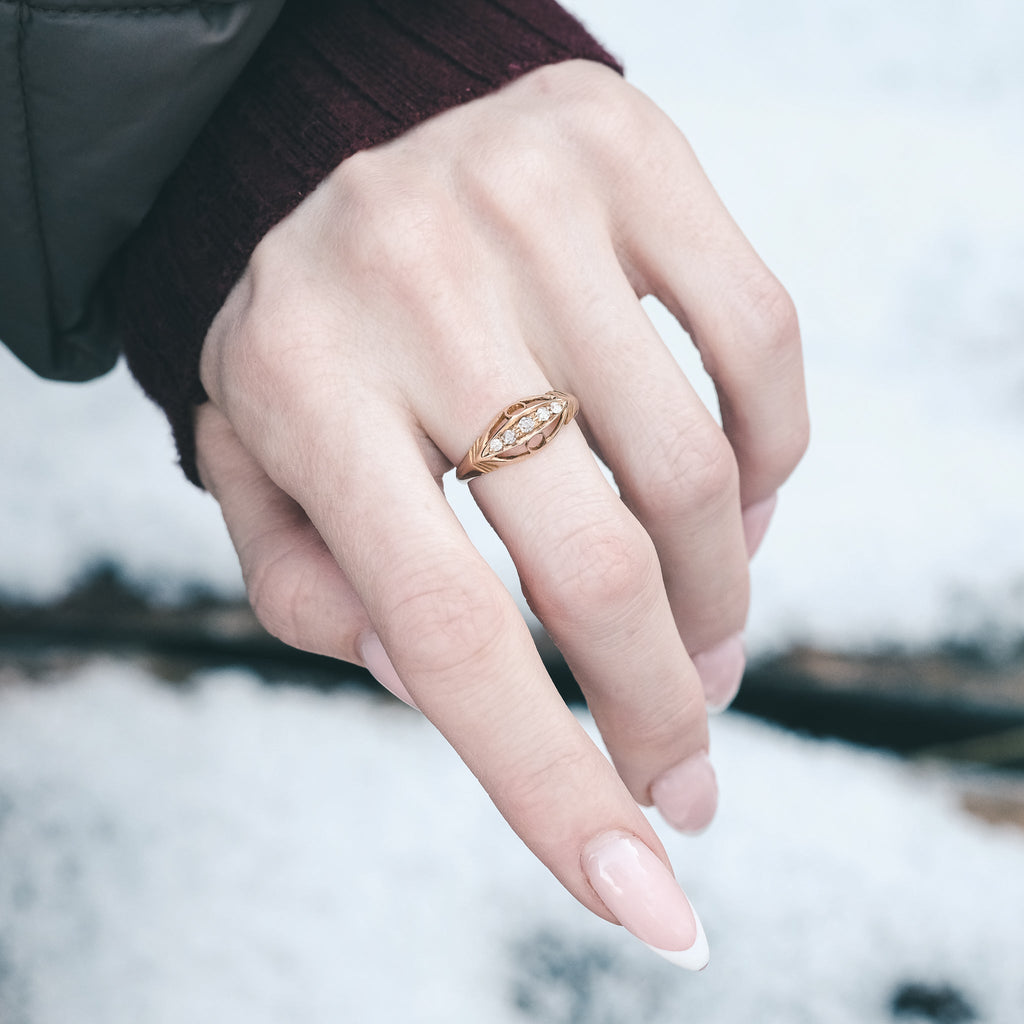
[
  {"xmin": 1, "ymin": 663, "xmax": 1022, "ymax": 1024},
  {"xmin": 1, "ymin": 1, "xmax": 1023, "ymax": 1021}
]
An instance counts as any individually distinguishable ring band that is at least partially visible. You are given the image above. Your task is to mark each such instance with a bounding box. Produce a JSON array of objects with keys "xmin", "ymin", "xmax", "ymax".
[{"xmin": 456, "ymin": 390, "xmax": 579, "ymax": 481}]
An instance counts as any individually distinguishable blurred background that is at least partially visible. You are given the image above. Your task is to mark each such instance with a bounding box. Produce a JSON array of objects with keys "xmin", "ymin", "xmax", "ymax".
[{"xmin": 1, "ymin": 1, "xmax": 1023, "ymax": 1021}]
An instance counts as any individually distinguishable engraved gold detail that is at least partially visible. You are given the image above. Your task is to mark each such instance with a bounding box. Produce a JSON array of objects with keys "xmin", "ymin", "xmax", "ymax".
[{"xmin": 455, "ymin": 390, "xmax": 579, "ymax": 480}]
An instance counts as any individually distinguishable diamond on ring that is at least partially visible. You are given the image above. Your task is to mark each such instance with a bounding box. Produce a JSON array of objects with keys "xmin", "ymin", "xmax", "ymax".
[{"xmin": 455, "ymin": 390, "xmax": 579, "ymax": 480}]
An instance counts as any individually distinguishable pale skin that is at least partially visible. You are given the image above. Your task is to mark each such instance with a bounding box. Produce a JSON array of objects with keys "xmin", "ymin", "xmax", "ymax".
[{"xmin": 194, "ymin": 61, "xmax": 808, "ymax": 942}]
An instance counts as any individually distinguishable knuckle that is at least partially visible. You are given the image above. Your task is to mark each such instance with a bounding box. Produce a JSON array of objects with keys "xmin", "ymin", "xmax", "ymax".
[
  {"xmin": 553, "ymin": 60, "xmax": 642, "ymax": 130},
  {"xmin": 641, "ymin": 425, "xmax": 739, "ymax": 522},
  {"xmin": 462, "ymin": 135, "xmax": 568, "ymax": 223},
  {"xmin": 606, "ymin": 696, "xmax": 709, "ymax": 789},
  {"xmin": 212, "ymin": 264, "xmax": 323, "ymax": 391},
  {"xmin": 339, "ymin": 186, "xmax": 484, "ymax": 347},
  {"xmin": 245, "ymin": 548, "xmax": 307, "ymax": 650},
  {"xmin": 221, "ymin": 316, "xmax": 327, "ymax": 448},
  {"xmin": 732, "ymin": 270, "xmax": 810, "ymax": 486},
  {"xmin": 339, "ymin": 178, "xmax": 464, "ymax": 290},
  {"xmin": 537, "ymin": 515, "xmax": 659, "ymax": 627},
  {"xmin": 514, "ymin": 62, "xmax": 660, "ymax": 184},
  {"xmin": 382, "ymin": 561, "xmax": 515, "ymax": 682},
  {"xmin": 575, "ymin": 72, "xmax": 674, "ymax": 172},
  {"xmin": 776, "ymin": 409, "xmax": 812, "ymax": 481},
  {"xmin": 228, "ymin": 312, "xmax": 287, "ymax": 383},
  {"xmin": 740, "ymin": 269, "xmax": 801, "ymax": 361}
]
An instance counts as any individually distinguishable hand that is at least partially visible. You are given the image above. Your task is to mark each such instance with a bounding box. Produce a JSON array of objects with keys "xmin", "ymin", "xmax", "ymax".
[{"xmin": 194, "ymin": 60, "xmax": 807, "ymax": 965}]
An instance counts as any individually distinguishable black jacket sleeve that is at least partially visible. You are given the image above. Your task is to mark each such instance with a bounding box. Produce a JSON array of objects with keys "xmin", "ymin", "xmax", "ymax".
[{"xmin": 0, "ymin": 0, "xmax": 285, "ymax": 381}]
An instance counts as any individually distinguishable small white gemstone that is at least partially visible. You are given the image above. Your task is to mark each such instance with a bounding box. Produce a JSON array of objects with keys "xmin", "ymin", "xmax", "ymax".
[
  {"xmin": 488, "ymin": 438, "xmax": 504, "ymax": 454},
  {"xmin": 502, "ymin": 429, "xmax": 517, "ymax": 446},
  {"xmin": 536, "ymin": 406, "xmax": 552, "ymax": 423},
  {"xmin": 518, "ymin": 415, "xmax": 536, "ymax": 434},
  {"xmin": 549, "ymin": 401, "xmax": 564, "ymax": 415}
]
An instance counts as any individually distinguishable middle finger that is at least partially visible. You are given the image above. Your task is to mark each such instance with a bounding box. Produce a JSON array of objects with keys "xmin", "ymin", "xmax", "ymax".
[
  {"xmin": 425, "ymin": 383, "xmax": 715, "ymax": 828},
  {"xmin": 548, "ymin": 259, "xmax": 750, "ymax": 680}
]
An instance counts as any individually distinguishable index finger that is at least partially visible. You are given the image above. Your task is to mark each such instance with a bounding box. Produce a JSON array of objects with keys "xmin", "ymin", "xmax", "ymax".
[{"xmin": 251, "ymin": 397, "xmax": 709, "ymax": 969}]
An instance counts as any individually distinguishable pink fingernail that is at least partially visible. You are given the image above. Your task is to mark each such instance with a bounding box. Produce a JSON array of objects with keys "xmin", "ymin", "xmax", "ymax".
[
  {"xmin": 582, "ymin": 831, "xmax": 709, "ymax": 970},
  {"xmin": 651, "ymin": 751, "xmax": 719, "ymax": 834},
  {"xmin": 359, "ymin": 632, "xmax": 418, "ymax": 709},
  {"xmin": 742, "ymin": 493, "xmax": 777, "ymax": 559},
  {"xmin": 692, "ymin": 633, "xmax": 746, "ymax": 713}
]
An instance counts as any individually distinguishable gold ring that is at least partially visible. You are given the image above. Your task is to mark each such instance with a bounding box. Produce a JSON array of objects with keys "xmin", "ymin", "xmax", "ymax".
[{"xmin": 456, "ymin": 390, "xmax": 579, "ymax": 480}]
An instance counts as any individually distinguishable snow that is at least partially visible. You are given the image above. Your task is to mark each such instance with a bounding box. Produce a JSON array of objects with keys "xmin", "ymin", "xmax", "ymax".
[
  {"xmin": 2, "ymin": 1, "xmax": 1024, "ymax": 1020},
  {"xmin": 1, "ymin": 663, "xmax": 1022, "ymax": 1024}
]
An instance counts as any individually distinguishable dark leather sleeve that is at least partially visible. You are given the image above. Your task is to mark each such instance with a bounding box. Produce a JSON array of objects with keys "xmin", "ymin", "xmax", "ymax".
[
  {"xmin": 113, "ymin": 0, "xmax": 620, "ymax": 485},
  {"xmin": 0, "ymin": 0, "xmax": 286, "ymax": 381}
]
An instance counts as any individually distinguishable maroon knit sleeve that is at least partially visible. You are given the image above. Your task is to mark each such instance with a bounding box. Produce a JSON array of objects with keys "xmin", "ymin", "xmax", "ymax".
[{"xmin": 114, "ymin": 0, "xmax": 620, "ymax": 486}]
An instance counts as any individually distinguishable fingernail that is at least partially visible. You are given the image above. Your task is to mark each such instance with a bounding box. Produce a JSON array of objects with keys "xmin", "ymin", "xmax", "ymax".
[
  {"xmin": 742, "ymin": 493, "xmax": 777, "ymax": 559},
  {"xmin": 693, "ymin": 633, "xmax": 746, "ymax": 713},
  {"xmin": 359, "ymin": 632, "xmax": 418, "ymax": 709},
  {"xmin": 651, "ymin": 752, "xmax": 719, "ymax": 834},
  {"xmin": 582, "ymin": 830, "xmax": 710, "ymax": 971}
]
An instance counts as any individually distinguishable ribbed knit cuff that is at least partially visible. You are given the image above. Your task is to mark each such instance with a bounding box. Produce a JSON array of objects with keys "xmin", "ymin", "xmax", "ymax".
[{"xmin": 115, "ymin": 0, "xmax": 620, "ymax": 486}]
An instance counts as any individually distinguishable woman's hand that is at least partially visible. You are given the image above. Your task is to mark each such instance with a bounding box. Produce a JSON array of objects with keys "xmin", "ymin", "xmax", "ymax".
[{"xmin": 194, "ymin": 60, "xmax": 807, "ymax": 965}]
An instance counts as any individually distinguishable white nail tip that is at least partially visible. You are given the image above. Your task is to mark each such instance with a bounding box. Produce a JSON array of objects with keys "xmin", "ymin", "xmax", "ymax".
[{"xmin": 643, "ymin": 901, "xmax": 710, "ymax": 972}]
